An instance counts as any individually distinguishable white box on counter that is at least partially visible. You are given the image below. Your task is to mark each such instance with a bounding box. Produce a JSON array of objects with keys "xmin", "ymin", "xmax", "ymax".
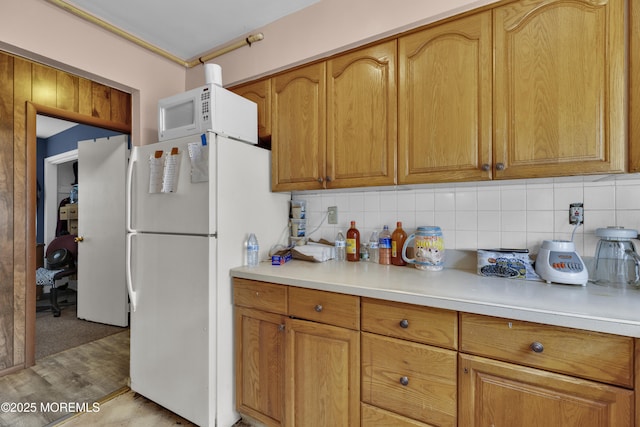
[{"xmin": 477, "ymin": 249, "xmax": 541, "ymax": 281}]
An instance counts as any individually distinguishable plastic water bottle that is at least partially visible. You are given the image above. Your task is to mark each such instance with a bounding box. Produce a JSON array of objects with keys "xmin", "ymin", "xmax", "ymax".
[
  {"xmin": 379, "ymin": 225, "xmax": 391, "ymax": 265},
  {"xmin": 368, "ymin": 231, "xmax": 379, "ymax": 264},
  {"xmin": 246, "ymin": 233, "xmax": 259, "ymax": 267},
  {"xmin": 335, "ymin": 231, "xmax": 346, "ymax": 261}
]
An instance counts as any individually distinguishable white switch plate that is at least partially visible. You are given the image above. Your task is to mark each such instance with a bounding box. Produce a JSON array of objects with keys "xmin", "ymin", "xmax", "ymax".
[{"xmin": 328, "ymin": 206, "xmax": 338, "ymax": 224}]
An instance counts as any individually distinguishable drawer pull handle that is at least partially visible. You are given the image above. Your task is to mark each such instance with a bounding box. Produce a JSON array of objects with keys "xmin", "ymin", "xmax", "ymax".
[
  {"xmin": 314, "ymin": 304, "xmax": 323, "ymax": 313},
  {"xmin": 399, "ymin": 319, "xmax": 409, "ymax": 328},
  {"xmin": 400, "ymin": 376, "xmax": 409, "ymax": 386},
  {"xmin": 530, "ymin": 342, "xmax": 544, "ymax": 353}
]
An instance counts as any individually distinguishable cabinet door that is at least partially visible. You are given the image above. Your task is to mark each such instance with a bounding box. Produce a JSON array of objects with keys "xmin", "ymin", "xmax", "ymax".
[
  {"xmin": 285, "ymin": 318, "xmax": 359, "ymax": 427},
  {"xmin": 493, "ymin": 0, "xmax": 625, "ymax": 179},
  {"xmin": 459, "ymin": 353, "xmax": 633, "ymax": 427},
  {"xmin": 398, "ymin": 11, "xmax": 492, "ymax": 184},
  {"xmin": 630, "ymin": 0, "xmax": 640, "ymax": 172},
  {"xmin": 272, "ymin": 62, "xmax": 326, "ymax": 191},
  {"xmin": 231, "ymin": 78, "xmax": 271, "ymax": 139},
  {"xmin": 327, "ymin": 41, "xmax": 397, "ymax": 188},
  {"xmin": 235, "ymin": 307, "xmax": 286, "ymax": 427}
]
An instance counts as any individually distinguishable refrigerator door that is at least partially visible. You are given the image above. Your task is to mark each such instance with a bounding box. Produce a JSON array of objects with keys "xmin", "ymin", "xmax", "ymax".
[
  {"xmin": 214, "ymin": 135, "xmax": 291, "ymax": 426},
  {"xmin": 127, "ymin": 134, "xmax": 214, "ymax": 235},
  {"xmin": 129, "ymin": 232, "xmax": 212, "ymax": 426}
]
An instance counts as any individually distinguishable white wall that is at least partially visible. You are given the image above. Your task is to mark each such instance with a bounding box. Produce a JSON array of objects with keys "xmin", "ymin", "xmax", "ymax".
[
  {"xmin": 187, "ymin": 0, "xmax": 500, "ymax": 88},
  {"xmin": 292, "ymin": 175, "xmax": 640, "ymax": 259},
  {"xmin": 0, "ymin": 0, "xmax": 187, "ymax": 146}
]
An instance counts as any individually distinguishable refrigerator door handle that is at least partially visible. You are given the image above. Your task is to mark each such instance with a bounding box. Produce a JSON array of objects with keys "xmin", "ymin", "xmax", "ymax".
[
  {"xmin": 126, "ymin": 232, "xmax": 138, "ymax": 312},
  {"xmin": 126, "ymin": 156, "xmax": 136, "ymax": 233}
]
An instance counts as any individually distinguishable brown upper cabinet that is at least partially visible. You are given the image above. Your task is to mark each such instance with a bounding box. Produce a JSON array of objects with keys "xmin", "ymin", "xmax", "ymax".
[
  {"xmin": 234, "ymin": 0, "xmax": 628, "ymax": 191},
  {"xmin": 268, "ymin": 42, "xmax": 397, "ymax": 192},
  {"xmin": 231, "ymin": 78, "xmax": 271, "ymax": 140},
  {"xmin": 493, "ymin": 0, "xmax": 626, "ymax": 179},
  {"xmin": 271, "ymin": 62, "xmax": 327, "ymax": 191},
  {"xmin": 398, "ymin": 11, "xmax": 492, "ymax": 184},
  {"xmin": 629, "ymin": 0, "xmax": 640, "ymax": 172},
  {"xmin": 326, "ymin": 41, "xmax": 397, "ymax": 190}
]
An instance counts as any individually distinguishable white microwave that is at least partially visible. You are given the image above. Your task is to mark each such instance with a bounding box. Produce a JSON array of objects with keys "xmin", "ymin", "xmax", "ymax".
[{"xmin": 157, "ymin": 83, "xmax": 257, "ymax": 143}]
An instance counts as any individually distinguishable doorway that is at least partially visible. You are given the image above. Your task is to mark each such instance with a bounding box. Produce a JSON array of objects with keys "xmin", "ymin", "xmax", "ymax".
[
  {"xmin": 26, "ymin": 102, "xmax": 131, "ymax": 367},
  {"xmin": 35, "ymin": 115, "xmax": 129, "ymax": 359}
]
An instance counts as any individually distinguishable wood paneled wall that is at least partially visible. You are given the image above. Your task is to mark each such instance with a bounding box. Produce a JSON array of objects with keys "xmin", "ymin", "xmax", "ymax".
[{"xmin": 0, "ymin": 50, "xmax": 131, "ymax": 372}]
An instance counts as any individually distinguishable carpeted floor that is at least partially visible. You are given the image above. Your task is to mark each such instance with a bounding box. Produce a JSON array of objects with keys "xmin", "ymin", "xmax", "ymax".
[{"xmin": 36, "ymin": 289, "xmax": 127, "ymax": 360}]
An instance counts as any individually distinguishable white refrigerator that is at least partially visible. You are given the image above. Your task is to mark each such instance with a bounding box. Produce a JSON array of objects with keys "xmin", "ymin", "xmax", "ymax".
[{"xmin": 126, "ymin": 128, "xmax": 290, "ymax": 426}]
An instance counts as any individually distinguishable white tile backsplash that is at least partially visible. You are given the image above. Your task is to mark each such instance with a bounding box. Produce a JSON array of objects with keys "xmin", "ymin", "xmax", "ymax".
[{"xmin": 294, "ymin": 175, "xmax": 640, "ymax": 255}]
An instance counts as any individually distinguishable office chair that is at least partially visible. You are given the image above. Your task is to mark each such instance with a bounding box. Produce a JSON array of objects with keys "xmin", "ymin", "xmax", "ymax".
[{"xmin": 36, "ymin": 234, "xmax": 78, "ymax": 317}]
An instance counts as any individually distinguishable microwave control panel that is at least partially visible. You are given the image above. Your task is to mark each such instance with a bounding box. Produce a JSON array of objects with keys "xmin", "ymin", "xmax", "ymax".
[{"xmin": 201, "ymin": 89, "xmax": 210, "ymax": 122}]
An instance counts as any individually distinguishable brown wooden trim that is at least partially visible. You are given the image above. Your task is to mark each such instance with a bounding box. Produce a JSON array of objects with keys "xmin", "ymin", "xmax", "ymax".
[
  {"xmin": 635, "ymin": 338, "xmax": 639, "ymax": 427},
  {"xmin": 24, "ymin": 103, "xmax": 36, "ymax": 368},
  {"xmin": 0, "ymin": 364, "xmax": 26, "ymax": 378},
  {"xmin": 631, "ymin": 0, "xmax": 640, "ymax": 171},
  {"xmin": 23, "ymin": 102, "xmax": 131, "ymax": 367},
  {"xmin": 32, "ymin": 103, "xmax": 132, "ymax": 135}
]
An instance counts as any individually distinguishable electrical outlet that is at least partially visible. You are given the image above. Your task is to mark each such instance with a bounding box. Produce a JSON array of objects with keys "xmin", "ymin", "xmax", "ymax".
[
  {"xmin": 569, "ymin": 203, "xmax": 584, "ymax": 225},
  {"xmin": 328, "ymin": 206, "xmax": 338, "ymax": 224}
]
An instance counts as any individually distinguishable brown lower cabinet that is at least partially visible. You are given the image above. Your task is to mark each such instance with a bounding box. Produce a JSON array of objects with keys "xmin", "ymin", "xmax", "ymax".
[
  {"xmin": 234, "ymin": 279, "xmax": 637, "ymax": 427},
  {"xmin": 234, "ymin": 279, "xmax": 360, "ymax": 427},
  {"xmin": 459, "ymin": 354, "xmax": 633, "ymax": 427}
]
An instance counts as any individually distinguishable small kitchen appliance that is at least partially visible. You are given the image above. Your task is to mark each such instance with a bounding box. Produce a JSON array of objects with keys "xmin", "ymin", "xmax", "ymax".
[
  {"xmin": 535, "ymin": 240, "xmax": 588, "ymax": 285},
  {"xmin": 593, "ymin": 227, "xmax": 640, "ymax": 286}
]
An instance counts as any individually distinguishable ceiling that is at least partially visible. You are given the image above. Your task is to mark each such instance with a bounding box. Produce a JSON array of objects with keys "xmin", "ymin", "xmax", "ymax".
[
  {"xmin": 39, "ymin": 1, "xmax": 320, "ymax": 137},
  {"xmin": 61, "ymin": 0, "xmax": 320, "ymax": 61},
  {"xmin": 37, "ymin": 116, "xmax": 78, "ymax": 139},
  {"xmin": 39, "ymin": 1, "xmax": 319, "ymax": 137}
]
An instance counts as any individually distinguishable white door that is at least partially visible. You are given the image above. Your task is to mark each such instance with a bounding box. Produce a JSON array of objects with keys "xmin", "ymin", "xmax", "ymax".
[{"xmin": 77, "ymin": 136, "xmax": 129, "ymax": 326}]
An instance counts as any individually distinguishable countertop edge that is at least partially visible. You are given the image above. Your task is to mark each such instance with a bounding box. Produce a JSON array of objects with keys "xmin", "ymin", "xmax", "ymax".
[{"xmin": 230, "ymin": 261, "xmax": 640, "ymax": 338}]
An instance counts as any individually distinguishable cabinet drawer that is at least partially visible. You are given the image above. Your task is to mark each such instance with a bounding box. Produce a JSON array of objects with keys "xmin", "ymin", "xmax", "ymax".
[
  {"xmin": 362, "ymin": 333, "xmax": 457, "ymax": 427},
  {"xmin": 361, "ymin": 403, "xmax": 432, "ymax": 427},
  {"xmin": 288, "ymin": 287, "xmax": 359, "ymax": 330},
  {"xmin": 67, "ymin": 204, "xmax": 78, "ymax": 219},
  {"xmin": 362, "ymin": 298, "xmax": 457, "ymax": 350},
  {"xmin": 460, "ymin": 313, "xmax": 634, "ymax": 387},
  {"xmin": 233, "ymin": 278, "xmax": 287, "ymax": 315},
  {"xmin": 59, "ymin": 205, "xmax": 69, "ymax": 220}
]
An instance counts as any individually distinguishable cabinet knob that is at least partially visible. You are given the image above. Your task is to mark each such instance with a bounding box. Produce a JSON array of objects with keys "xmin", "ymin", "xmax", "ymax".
[
  {"xmin": 279, "ymin": 324, "xmax": 285, "ymax": 332},
  {"xmin": 314, "ymin": 304, "xmax": 323, "ymax": 313},
  {"xmin": 325, "ymin": 176, "xmax": 332, "ymax": 182},
  {"xmin": 399, "ymin": 319, "xmax": 409, "ymax": 329},
  {"xmin": 496, "ymin": 162, "xmax": 505, "ymax": 171},
  {"xmin": 481, "ymin": 163, "xmax": 490, "ymax": 171},
  {"xmin": 399, "ymin": 376, "xmax": 409, "ymax": 386},
  {"xmin": 530, "ymin": 342, "xmax": 544, "ymax": 353},
  {"xmin": 317, "ymin": 177, "xmax": 324, "ymax": 183}
]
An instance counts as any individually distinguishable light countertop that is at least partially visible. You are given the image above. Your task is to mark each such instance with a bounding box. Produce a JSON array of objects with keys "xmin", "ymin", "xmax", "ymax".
[{"xmin": 230, "ymin": 256, "xmax": 640, "ymax": 338}]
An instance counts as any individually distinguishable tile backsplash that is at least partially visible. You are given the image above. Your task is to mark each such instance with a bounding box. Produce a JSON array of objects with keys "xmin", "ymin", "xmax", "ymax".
[{"xmin": 292, "ymin": 175, "xmax": 640, "ymax": 259}]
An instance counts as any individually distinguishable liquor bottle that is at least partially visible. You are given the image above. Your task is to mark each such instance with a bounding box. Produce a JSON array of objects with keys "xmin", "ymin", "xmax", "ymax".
[
  {"xmin": 346, "ymin": 221, "xmax": 360, "ymax": 262},
  {"xmin": 391, "ymin": 221, "xmax": 408, "ymax": 266},
  {"xmin": 378, "ymin": 225, "xmax": 391, "ymax": 265}
]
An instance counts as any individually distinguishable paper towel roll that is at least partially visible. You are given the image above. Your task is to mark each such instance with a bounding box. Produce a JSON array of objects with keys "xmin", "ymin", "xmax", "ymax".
[{"xmin": 204, "ymin": 63, "xmax": 222, "ymax": 86}]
